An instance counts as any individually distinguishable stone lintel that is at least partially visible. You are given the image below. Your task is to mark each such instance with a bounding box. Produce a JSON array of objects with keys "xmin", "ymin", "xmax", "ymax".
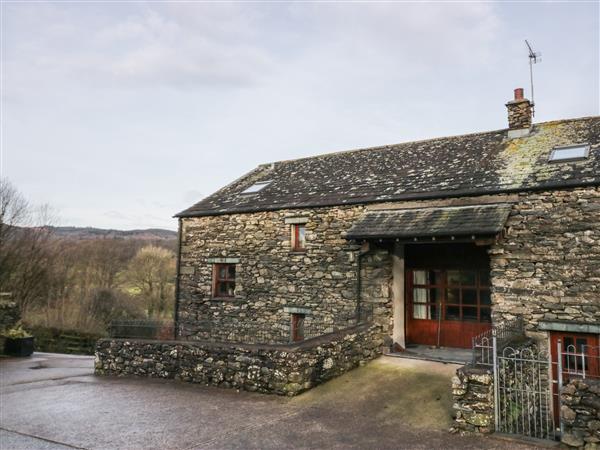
[
  {"xmin": 207, "ymin": 257, "xmax": 240, "ymax": 264},
  {"xmin": 539, "ymin": 321, "xmax": 600, "ymax": 334},
  {"xmin": 284, "ymin": 217, "xmax": 309, "ymax": 224},
  {"xmin": 283, "ymin": 306, "xmax": 312, "ymax": 315}
]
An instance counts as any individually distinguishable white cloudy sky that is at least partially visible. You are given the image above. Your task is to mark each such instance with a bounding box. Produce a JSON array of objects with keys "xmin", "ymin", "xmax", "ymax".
[{"xmin": 1, "ymin": 1, "xmax": 598, "ymax": 231}]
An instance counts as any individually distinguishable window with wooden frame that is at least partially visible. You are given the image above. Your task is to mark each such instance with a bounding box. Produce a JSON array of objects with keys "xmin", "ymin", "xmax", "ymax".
[
  {"xmin": 445, "ymin": 269, "xmax": 491, "ymax": 322},
  {"xmin": 212, "ymin": 264, "xmax": 236, "ymax": 298},
  {"xmin": 410, "ymin": 269, "xmax": 491, "ymax": 322},
  {"xmin": 291, "ymin": 313, "xmax": 305, "ymax": 342},
  {"xmin": 291, "ymin": 224, "xmax": 306, "ymax": 252}
]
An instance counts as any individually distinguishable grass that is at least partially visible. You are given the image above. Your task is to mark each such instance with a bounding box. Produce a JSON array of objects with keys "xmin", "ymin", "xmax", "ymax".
[{"xmin": 291, "ymin": 356, "xmax": 457, "ymax": 430}]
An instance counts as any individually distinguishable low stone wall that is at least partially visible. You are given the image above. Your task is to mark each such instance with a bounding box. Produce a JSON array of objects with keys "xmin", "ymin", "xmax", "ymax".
[
  {"xmin": 451, "ymin": 365, "xmax": 494, "ymax": 434},
  {"xmin": 95, "ymin": 324, "xmax": 383, "ymax": 396},
  {"xmin": 561, "ymin": 378, "xmax": 600, "ymax": 448}
]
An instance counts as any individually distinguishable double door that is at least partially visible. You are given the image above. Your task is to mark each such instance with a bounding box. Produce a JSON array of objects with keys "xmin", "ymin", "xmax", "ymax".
[{"xmin": 406, "ymin": 268, "xmax": 492, "ymax": 348}]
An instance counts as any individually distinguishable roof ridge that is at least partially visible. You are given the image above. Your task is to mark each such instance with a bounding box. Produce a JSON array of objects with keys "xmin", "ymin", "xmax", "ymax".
[{"xmin": 269, "ymin": 115, "xmax": 599, "ymax": 166}]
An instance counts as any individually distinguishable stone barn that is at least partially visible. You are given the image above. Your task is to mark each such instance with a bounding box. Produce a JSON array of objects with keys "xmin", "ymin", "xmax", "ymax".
[{"xmin": 174, "ymin": 89, "xmax": 599, "ymax": 366}]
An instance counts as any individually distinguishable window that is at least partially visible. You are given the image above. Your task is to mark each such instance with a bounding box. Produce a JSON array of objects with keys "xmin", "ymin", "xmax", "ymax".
[
  {"xmin": 410, "ymin": 269, "xmax": 491, "ymax": 322},
  {"xmin": 212, "ymin": 264, "xmax": 236, "ymax": 298},
  {"xmin": 549, "ymin": 144, "xmax": 589, "ymax": 162},
  {"xmin": 291, "ymin": 224, "xmax": 306, "ymax": 252},
  {"xmin": 240, "ymin": 180, "xmax": 271, "ymax": 194},
  {"xmin": 291, "ymin": 313, "xmax": 305, "ymax": 342}
]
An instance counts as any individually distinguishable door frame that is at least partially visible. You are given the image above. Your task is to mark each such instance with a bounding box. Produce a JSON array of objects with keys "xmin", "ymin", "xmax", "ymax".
[{"xmin": 550, "ymin": 331, "xmax": 600, "ymax": 423}]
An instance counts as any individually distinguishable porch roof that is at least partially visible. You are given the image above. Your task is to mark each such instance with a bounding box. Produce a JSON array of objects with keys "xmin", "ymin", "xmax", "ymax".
[{"xmin": 345, "ymin": 204, "xmax": 512, "ymax": 240}]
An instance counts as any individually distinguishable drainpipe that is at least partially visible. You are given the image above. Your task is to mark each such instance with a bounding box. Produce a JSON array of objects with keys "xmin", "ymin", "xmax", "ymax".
[
  {"xmin": 174, "ymin": 218, "xmax": 183, "ymax": 340},
  {"xmin": 356, "ymin": 241, "xmax": 370, "ymax": 321}
]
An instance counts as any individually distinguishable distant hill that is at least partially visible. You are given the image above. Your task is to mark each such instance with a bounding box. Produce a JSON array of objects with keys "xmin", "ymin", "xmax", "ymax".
[{"xmin": 45, "ymin": 226, "xmax": 177, "ymax": 241}]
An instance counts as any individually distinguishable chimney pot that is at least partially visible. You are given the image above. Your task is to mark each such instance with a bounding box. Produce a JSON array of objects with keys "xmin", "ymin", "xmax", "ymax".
[{"xmin": 514, "ymin": 88, "xmax": 524, "ymax": 101}]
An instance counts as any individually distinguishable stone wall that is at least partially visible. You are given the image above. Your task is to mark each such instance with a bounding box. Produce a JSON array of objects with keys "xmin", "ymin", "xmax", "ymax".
[
  {"xmin": 178, "ymin": 186, "xmax": 600, "ymax": 345},
  {"xmin": 0, "ymin": 294, "xmax": 19, "ymax": 333},
  {"xmin": 491, "ymin": 186, "xmax": 600, "ymax": 334},
  {"xmin": 178, "ymin": 206, "xmax": 392, "ymax": 342},
  {"xmin": 359, "ymin": 247, "xmax": 393, "ymax": 337},
  {"xmin": 95, "ymin": 323, "xmax": 383, "ymax": 396},
  {"xmin": 451, "ymin": 365, "xmax": 495, "ymax": 434},
  {"xmin": 561, "ymin": 378, "xmax": 600, "ymax": 449}
]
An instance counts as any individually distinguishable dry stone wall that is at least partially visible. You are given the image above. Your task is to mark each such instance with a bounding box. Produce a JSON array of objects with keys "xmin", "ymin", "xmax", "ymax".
[
  {"xmin": 451, "ymin": 365, "xmax": 495, "ymax": 434},
  {"xmin": 561, "ymin": 378, "xmax": 600, "ymax": 449},
  {"xmin": 491, "ymin": 187, "xmax": 600, "ymax": 334},
  {"xmin": 95, "ymin": 324, "xmax": 383, "ymax": 396}
]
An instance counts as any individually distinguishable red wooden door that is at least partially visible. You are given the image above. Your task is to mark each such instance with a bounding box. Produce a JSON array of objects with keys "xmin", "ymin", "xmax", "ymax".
[
  {"xmin": 550, "ymin": 332, "xmax": 600, "ymax": 422},
  {"xmin": 405, "ymin": 269, "xmax": 492, "ymax": 348}
]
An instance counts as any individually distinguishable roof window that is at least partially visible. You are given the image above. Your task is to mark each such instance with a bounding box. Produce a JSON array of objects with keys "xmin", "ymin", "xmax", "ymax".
[
  {"xmin": 240, "ymin": 180, "xmax": 271, "ymax": 194},
  {"xmin": 549, "ymin": 145, "xmax": 590, "ymax": 163}
]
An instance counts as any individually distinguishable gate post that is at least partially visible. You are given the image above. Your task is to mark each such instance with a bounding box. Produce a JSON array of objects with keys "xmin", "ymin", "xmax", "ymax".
[
  {"xmin": 557, "ymin": 339, "xmax": 564, "ymax": 436},
  {"xmin": 492, "ymin": 328, "xmax": 499, "ymax": 431}
]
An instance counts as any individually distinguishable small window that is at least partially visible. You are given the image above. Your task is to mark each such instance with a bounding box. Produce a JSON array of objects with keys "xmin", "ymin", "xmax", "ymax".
[
  {"xmin": 291, "ymin": 313, "xmax": 305, "ymax": 342},
  {"xmin": 549, "ymin": 145, "xmax": 589, "ymax": 162},
  {"xmin": 212, "ymin": 264, "xmax": 236, "ymax": 298},
  {"xmin": 291, "ymin": 224, "xmax": 306, "ymax": 252},
  {"xmin": 240, "ymin": 180, "xmax": 271, "ymax": 194}
]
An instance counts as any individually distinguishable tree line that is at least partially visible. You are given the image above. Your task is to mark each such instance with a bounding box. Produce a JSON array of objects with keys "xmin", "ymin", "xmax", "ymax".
[{"xmin": 0, "ymin": 179, "xmax": 177, "ymax": 334}]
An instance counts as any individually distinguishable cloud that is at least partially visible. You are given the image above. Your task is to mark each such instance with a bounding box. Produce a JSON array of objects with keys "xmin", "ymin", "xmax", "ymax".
[
  {"xmin": 2, "ymin": 2, "xmax": 597, "ymax": 231},
  {"xmin": 3, "ymin": 4, "xmax": 276, "ymax": 92},
  {"xmin": 4, "ymin": 2, "xmax": 500, "ymax": 96}
]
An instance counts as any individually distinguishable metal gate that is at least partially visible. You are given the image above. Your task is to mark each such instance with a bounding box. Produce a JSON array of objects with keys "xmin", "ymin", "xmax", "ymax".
[{"xmin": 495, "ymin": 345, "xmax": 557, "ymax": 440}]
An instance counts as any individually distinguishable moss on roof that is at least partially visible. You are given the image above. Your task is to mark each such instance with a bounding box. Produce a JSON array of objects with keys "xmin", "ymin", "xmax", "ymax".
[{"xmin": 177, "ymin": 116, "xmax": 600, "ymax": 217}]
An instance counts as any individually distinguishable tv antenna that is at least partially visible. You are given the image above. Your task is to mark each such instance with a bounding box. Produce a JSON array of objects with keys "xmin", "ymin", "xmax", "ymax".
[{"xmin": 525, "ymin": 39, "xmax": 541, "ymax": 117}]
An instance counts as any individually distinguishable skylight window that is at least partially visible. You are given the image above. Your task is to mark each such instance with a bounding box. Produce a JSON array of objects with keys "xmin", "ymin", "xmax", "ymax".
[
  {"xmin": 549, "ymin": 145, "xmax": 590, "ymax": 162},
  {"xmin": 240, "ymin": 180, "xmax": 271, "ymax": 194}
]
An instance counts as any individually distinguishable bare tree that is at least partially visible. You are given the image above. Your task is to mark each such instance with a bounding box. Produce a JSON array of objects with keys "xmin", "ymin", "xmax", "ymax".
[{"xmin": 0, "ymin": 178, "xmax": 55, "ymax": 314}]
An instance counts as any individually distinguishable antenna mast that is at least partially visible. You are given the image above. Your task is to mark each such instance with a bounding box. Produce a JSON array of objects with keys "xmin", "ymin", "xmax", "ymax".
[{"xmin": 525, "ymin": 39, "xmax": 541, "ymax": 117}]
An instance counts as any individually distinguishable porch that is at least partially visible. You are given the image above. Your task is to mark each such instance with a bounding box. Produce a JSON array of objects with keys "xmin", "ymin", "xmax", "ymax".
[{"xmin": 347, "ymin": 203, "xmax": 510, "ymax": 353}]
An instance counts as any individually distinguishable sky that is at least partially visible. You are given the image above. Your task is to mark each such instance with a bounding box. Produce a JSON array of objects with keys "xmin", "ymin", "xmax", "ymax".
[{"xmin": 1, "ymin": 1, "xmax": 599, "ymax": 231}]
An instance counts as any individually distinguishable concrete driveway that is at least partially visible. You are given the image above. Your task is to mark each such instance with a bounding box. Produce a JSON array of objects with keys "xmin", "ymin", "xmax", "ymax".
[{"xmin": 0, "ymin": 352, "xmax": 536, "ymax": 449}]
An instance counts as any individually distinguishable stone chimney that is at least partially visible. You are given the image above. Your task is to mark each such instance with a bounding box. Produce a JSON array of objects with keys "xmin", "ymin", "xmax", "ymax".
[{"xmin": 506, "ymin": 88, "xmax": 532, "ymax": 131}]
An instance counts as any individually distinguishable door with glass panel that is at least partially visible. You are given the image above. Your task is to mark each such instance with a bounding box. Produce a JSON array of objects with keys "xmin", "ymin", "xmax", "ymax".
[{"xmin": 406, "ymin": 269, "xmax": 492, "ymax": 348}]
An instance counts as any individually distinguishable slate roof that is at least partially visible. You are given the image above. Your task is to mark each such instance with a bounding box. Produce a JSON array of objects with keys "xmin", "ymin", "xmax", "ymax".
[
  {"xmin": 177, "ymin": 116, "xmax": 600, "ymax": 217},
  {"xmin": 345, "ymin": 205, "xmax": 513, "ymax": 240}
]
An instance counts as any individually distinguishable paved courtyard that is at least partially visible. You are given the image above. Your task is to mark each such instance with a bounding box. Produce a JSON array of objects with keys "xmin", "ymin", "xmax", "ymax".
[{"xmin": 0, "ymin": 352, "xmax": 536, "ymax": 449}]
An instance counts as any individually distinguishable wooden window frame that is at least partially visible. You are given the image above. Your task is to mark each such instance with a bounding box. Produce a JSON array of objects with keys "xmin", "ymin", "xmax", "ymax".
[
  {"xmin": 409, "ymin": 269, "xmax": 491, "ymax": 323},
  {"xmin": 291, "ymin": 313, "xmax": 305, "ymax": 342},
  {"xmin": 212, "ymin": 263, "xmax": 236, "ymax": 298},
  {"xmin": 291, "ymin": 223, "xmax": 306, "ymax": 252}
]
